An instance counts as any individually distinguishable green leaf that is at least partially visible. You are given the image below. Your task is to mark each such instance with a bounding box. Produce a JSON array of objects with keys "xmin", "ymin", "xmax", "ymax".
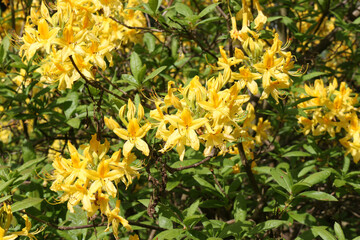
[
  {"xmin": 193, "ymin": 175, "xmax": 218, "ymax": 194},
  {"xmin": 198, "ymin": 3, "xmax": 220, "ymax": 18},
  {"xmin": 166, "ymin": 180, "xmax": 180, "ymax": 191},
  {"xmin": 0, "ymin": 195, "xmax": 12, "ymax": 203},
  {"xmin": 121, "ymin": 74, "xmax": 140, "ymax": 87},
  {"xmin": 183, "ymin": 215, "xmax": 204, "ymax": 229},
  {"xmin": 58, "ymin": 92, "xmax": 79, "ymax": 119},
  {"xmin": 10, "ymin": 61, "xmax": 27, "ymax": 69},
  {"xmin": 291, "ymin": 182, "xmax": 311, "ymax": 195},
  {"xmin": 298, "ymin": 191, "xmax": 338, "ymax": 201},
  {"xmin": 0, "ymin": 179, "xmax": 15, "ymax": 193},
  {"xmin": 138, "ymin": 199, "xmax": 150, "ymax": 208},
  {"xmin": 267, "ymin": 16, "xmax": 283, "ymax": 22},
  {"xmin": 159, "ymin": 215, "xmax": 173, "ymax": 229},
  {"xmin": 171, "ymin": 38, "xmax": 179, "ymax": 59},
  {"xmin": 233, "ymin": 194, "xmax": 247, "ymax": 222},
  {"xmin": 174, "ymin": 3, "xmax": 193, "ymax": 17},
  {"xmin": 0, "ymin": 36, "xmax": 10, "ymax": 63},
  {"xmin": 298, "ymin": 165, "xmax": 315, "ymax": 177},
  {"xmin": 148, "ymin": 0, "xmax": 161, "ymax": 13},
  {"xmin": 353, "ymin": 16, "xmax": 360, "ymax": 24},
  {"xmin": 144, "ymin": 66, "xmax": 167, "ymax": 83},
  {"xmin": 250, "ymin": 220, "xmax": 289, "ymax": 234},
  {"xmin": 144, "ymin": 32, "xmax": 156, "ymax": 53},
  {"xmin": 302, "ymin": 72, "xmax": 327, "ymax": 81},
  {"xmin": 137, "ymin": 64, "xmax": 147, "ymax": 83},
  {"xmin": 334, "ymin": 222, "xmax": 345, "ymax": 240},
  {"xmin": 289, "ymin": 96, "xmax": 314, "ymax": 107},
  {"xmin": 11, "ymin": 197, "xmax": 43, "ymax": 212},
  {"xmin": 130, "ymin": 52, "xmax": 142, "ymax": 80},
  {"xmin": 154, "ymin": 229, "xmax": 186, "ymax": 240},
  {"xmin": 186, "ymin": 199, "xmax": 201, "ymax": 218},
  {"xmin": 295, "ymin": 230, "xmax": 317, "ymax": 240},
  {"xmin": 195, "ymin": 16, "xmax": 221, "ymax": 26},
  {"xmin": 22, "ymin": 140, "xmax": 36, "ymax": 162},
  {"xmin": 288, "ymin": 211, "xmax": 316, "ymax": 226},
  {"xmin": 282, "ymin": 151, "xmax": 311, "ymax": 158},
  {"xmin": 311, "ymin": 226, "xmax": 337, "ymax": 240},
  {"xmin": 303, "ymin": 170, "xmax": 331, "ymax": 186},
  {"xmin": 66, "ymin": 118, "xmax": 81, "ymax": 129},
  {"xmin": 17, "ymin": 157, "xmax": 45, "ymax": 172},
  {"xmin": 342, "ymin": 156, "xmax": 350, "ymax": 174},
  {"xmin": 270, "ymin": 168, "xmax": 293, "ymax": 193}
]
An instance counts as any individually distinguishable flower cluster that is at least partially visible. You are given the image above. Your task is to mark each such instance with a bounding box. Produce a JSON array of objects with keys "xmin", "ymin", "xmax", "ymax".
[
  {"xmin": 220, "ymin": 0, "xmax": 300, "ymax": 103},
  {"xmin": 49, "ymin": 134, "xmax": 139, "ymax": 238},
  {"xmin": 19, "ymin": 0, "xmax": 146, "ymax": 89},
  {"xmin": 298, "ymin": 79, "xmax": 359, "ymax": 162}
]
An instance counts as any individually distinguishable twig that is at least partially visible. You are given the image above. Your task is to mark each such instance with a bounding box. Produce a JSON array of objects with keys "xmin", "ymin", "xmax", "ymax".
[
  {"xmin": 109, "ymin": 16, "xmax": 163, "ymax": 32},
  {"xmin": 165, "ymin": 148, "xmax": 219, "ymax": 173},
  {"xmin": 210, "ymin": 168, "xmax": 229, "ymax": 200},
  {"xmin": 168, "ymin": 18, "xmax": 218, "ymax": 59},
  {"xmin": 216, "ymin": 5, "xmax": 233, "ymax": 57},
  {"xmin": 69, "ymin": 56, "xmax": 128, "ymax": 102},
  {"xmin": 96, "ymin": 68, "xmax": 128, "ymax": 96},
  {"xmin": 237, "ymin": 142, "xmax": 260, "ymax": 195}
]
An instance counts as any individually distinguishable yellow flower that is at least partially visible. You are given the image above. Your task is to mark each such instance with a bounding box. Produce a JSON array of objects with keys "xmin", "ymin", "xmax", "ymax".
[
  {"xmin": 105, "ymin": 200, "xmax": 131, "ymax": 239},
  {"xmin": 105, "ymin": 99, "xmax": 151, "ymax": 157},
  {"xmin": 129, "ymin": 234, "xmax": 140, "ymax": 240},
  {"xmin": 231, "ymin": 66, "xmax": 261, "ymax": 95},
  {"xmin": 114, "ymin": 119, "xmax": 151, "ymax": 157},
  {"xmin": 160, "ymin": 108, "xmax": 208, "ymax": 160},
  {"xmin": 252, "ymin": 117, "xmax": 271, "ymax": 144}
]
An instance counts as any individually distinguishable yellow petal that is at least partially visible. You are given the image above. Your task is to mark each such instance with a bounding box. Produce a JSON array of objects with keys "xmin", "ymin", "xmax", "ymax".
[
  {"xmin": 135, "ymin": 138, "xmax": 149, "ymax": 156},
  {"xmin": 127, "ymin": 99, "xmax": 136, "ymax": 120},
  {"xmin": 114, "ymin": 128, "xmax": 129, "ymax": 140},
  {"xmin": 123, "ymin": 140, "xmax": 135, "ymax": 157},
  {"xmin": 38, "ymin": 18, "xmax": 50, "ymax": 39},
  {"xmin": 135, "ymin": 122, "xmax": 151, "ymax": 138},
  {"xmin": 137, "ymin": 103, "xmax": 144, "ymax": 120},
  {"xmin": 188, "ymin": 129, "xmax": 199, "ymax": 150}
]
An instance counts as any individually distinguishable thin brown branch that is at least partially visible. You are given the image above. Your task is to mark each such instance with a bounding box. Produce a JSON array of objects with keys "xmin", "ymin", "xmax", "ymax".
[
  {"xmin": 216, "ymin": 5, "xmax": 233, "ymax": 57},
  {"xmin": 69, "ymin": 55, "xmax": 128, "ymax": 102},
  {"xmin": 95, "ymin": 67, "xmax": 127, "ymax": 96},
  {"xmin": 237, "ymin": 142, "xmax": 260, "ymax": 195},
  {"xmin": 210, "ymin": 168, "xmax": 229, "ymax": 200},
  {"xmin": 165, "ymin": 148, "xmax": 219, "ymax": 173},
  {"xmin": 109, "ymin": 16, "xmax": 163, "ymax": 32}
]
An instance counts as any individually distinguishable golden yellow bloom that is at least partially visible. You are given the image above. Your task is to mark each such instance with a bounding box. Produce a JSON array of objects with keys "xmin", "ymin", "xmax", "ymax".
[
  {"xmin": 160, "ymin": 108, "xmax": 208, "ymax": 160},
  {"xmin": 105, "ymin": 200, "xmax": 131, "ymax": 239}
]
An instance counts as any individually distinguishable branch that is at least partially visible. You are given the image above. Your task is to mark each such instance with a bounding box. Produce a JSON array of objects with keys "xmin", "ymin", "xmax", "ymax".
[
  {"xmin": 109, "ymin": 16, "xmax": 163, "ymax": 32},
  {"xmin": 165, "ymin": 148, "xmax": 219, "ymax": 173},
  {"xmin": 236, "ymin": 142, "xmax": 260, "ymax": 195},
  {"xmin": 69, "ymin": 55, "xmax": 128, "ymax": 102},
  {"xmin": 216, "ymin": 5, "xmax": 233, "ymax": 57},
  {"xmin": 210, "ymin": 168, "xmax": 229, "ymax": 200},
  {"xmin": 96, "ymin": 67, "xmax": 128, "ymax": 96}
]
